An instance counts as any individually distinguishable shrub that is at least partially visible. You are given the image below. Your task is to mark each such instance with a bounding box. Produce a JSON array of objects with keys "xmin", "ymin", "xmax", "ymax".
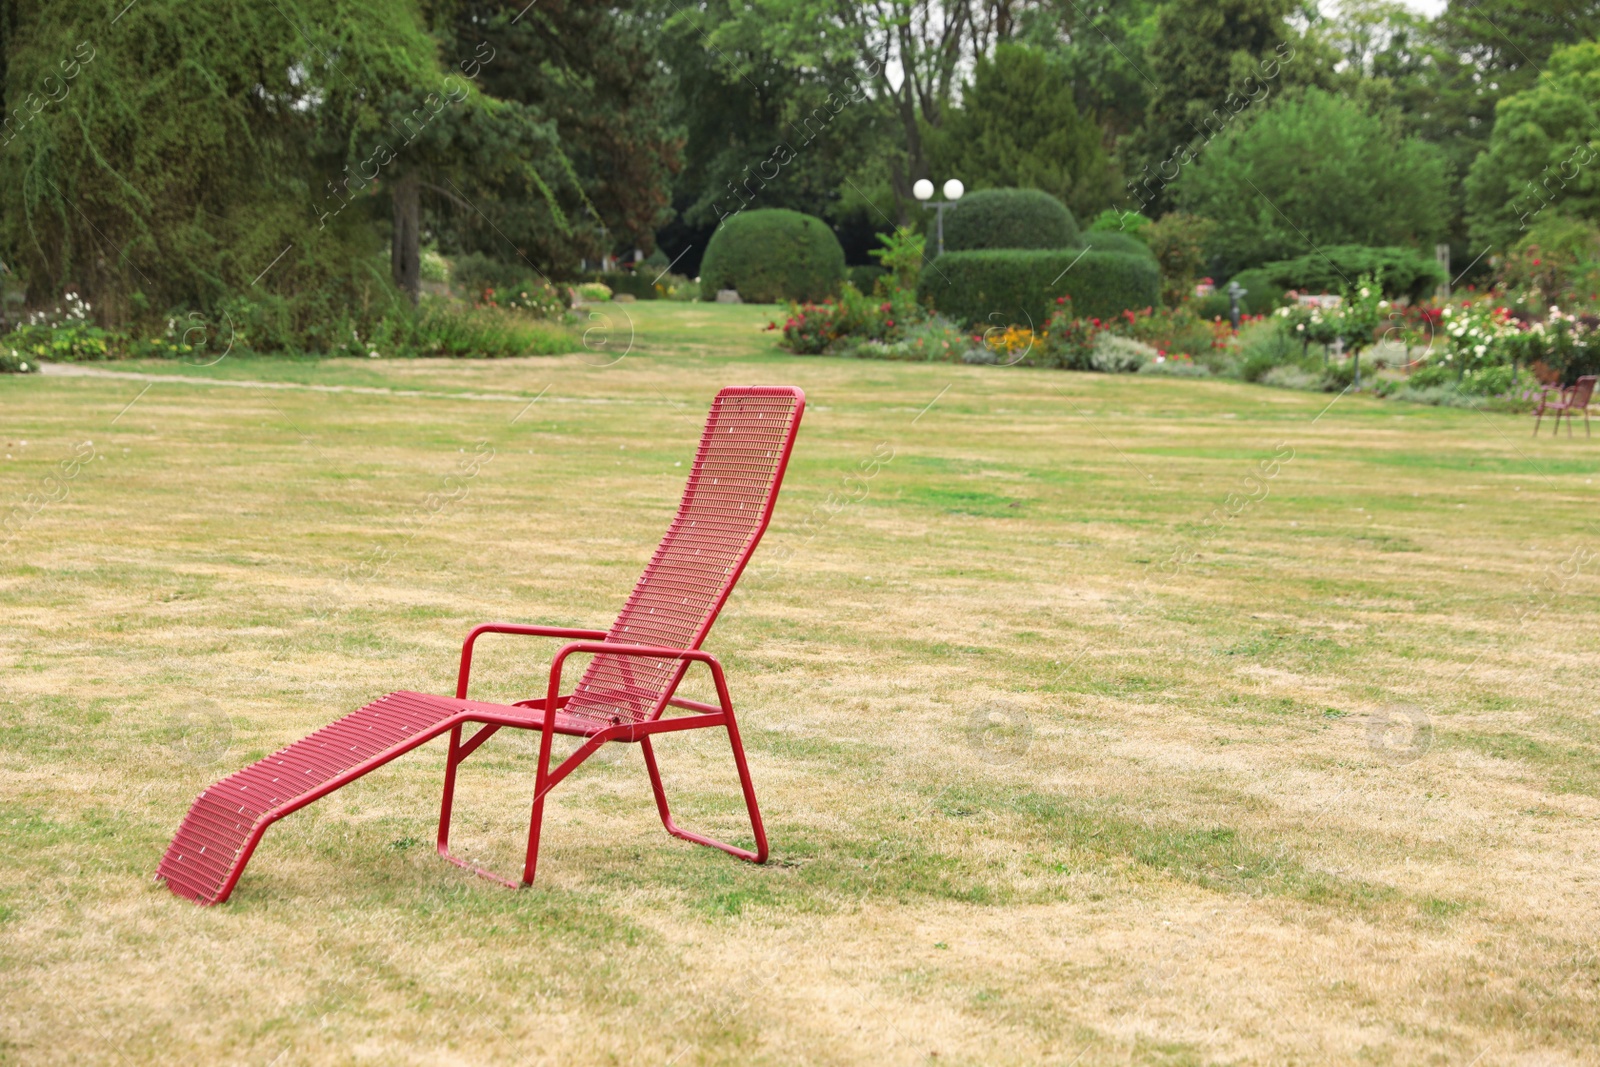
[
  {"xmin": 1088, "ymin": 209, "xmax": 1152, "ymax": 237},
  {"xmin": 452, "ymin": 255, "xmax": 569, "ymax": 317},
  {"xmin": 849, "ymin": 265, "xmax": 888, "ymax": 293},
  {"xmin": 942, "ymin": 188, "xmax": 1078, "ymax": 251},
  {"xmin": 1090, "ymin": 334, "xmax": 1156, "ymax": 373},
  {"xmin": 1259, "ymin": 365, "xmax": 1324, "ymax": 390},
  {"xmin": 869, "ymin": 227, "xmax": 928, "ymax": 291},
  {"xmin": 1235, "ymin": 318, "xmax": 1301, "ymax": 381},
  {"xmin": 600, "ymin": 271, "xmax": 656, "ymax": 300},
  {"xmin": 1261, "ymin": 246, "xmax": 1446, "ymax": 301},
  {"xmin": 575, "ymin": 282, "xmax": 613, "ymax": 302},
  {"xmin": 840, "ymin": 315, "xmax": 971, "ymax": 362},
  {"xmin": 0, "ymin": 346, "xmax": 37, "ymax": 373},
  {"xmin": 1038, "ymin": 303, "xmax": 1099, "ymax": 369},
  {"xmin": 655, "ymin": 273, "xmax": 696, "ymax": 301},
  {"xmin": 1110, "ymin": 305, "xmax": 1217, "ymax": 359},
  {"xmin": 1139, "ymin": 357, "xmax": 1211, "ymax": 377},
  {"xmin": 1192, "ymin": 291, "xmax": 1231, "ymax": 320},
  {"xmin": 388, "ymin": 300, "xmax": 577, "ymax": 358},
  {"xmin": 1143, "ymin": 213, "xmax": 1217, "ymax": 307},
  {"xmin": 917, "ymin": 249, "xmax": 1160, "ymax": 327},
  {"xmin": 778, "ymin": 302, "xmax": 841, "ymax": 355},
  {"xmin": 1080, "ymin": 231, "xmax": 1155, "ymax": 260},
  {"xmin": 699, "ymin": 209, "xmax": 846, "ymax": 303}
]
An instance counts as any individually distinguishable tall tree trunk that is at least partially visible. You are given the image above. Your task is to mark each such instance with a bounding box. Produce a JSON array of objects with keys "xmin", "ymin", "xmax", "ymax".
[{"xmin": 391, "ymin": 173, "xmax": 421, "ymax": 304}]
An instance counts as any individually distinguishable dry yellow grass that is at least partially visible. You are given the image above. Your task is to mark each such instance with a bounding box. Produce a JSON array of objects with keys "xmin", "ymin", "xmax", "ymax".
[{"xmin": 1, "ymin": 301, "xmax": 1598, "ymax": 1065}]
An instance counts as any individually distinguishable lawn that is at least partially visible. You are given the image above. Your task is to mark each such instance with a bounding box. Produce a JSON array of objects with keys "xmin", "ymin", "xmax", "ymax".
[{"xmin": 2, "ymin": 301, "xmax": 1597, "ymax": 1065}]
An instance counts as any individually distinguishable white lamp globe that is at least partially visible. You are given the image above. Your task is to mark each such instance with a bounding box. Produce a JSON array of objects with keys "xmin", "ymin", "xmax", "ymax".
[
  {"xmin": 943, "ymin": 178, "xmax": 964, "ymax": 201},
  {"xmin": 912, "ymin": 179, "xmax": 934, "ymax": 201}
]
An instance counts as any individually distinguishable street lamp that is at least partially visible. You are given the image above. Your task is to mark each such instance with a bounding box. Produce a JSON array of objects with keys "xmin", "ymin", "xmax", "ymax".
[{"xmin": 915, "ymin": 178, "xmax": 964, "ymax": 257}]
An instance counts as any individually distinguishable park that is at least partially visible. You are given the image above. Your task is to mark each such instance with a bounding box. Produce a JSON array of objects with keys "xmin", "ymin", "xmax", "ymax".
[{"xmin": 3, "ymin": 1, "xmax": 1600, "ymax": 1063}]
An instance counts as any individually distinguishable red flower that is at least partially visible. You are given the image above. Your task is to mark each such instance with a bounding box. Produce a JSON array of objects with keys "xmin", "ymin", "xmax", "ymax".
[
  {"xmin": 879, "ymin": 302, "xmax": 892, "ymax": 312},
  {"xmin": 886, "ymin": 320, "xmax": 894, "ymax": 327},
  {"xmin": 1533, "ymin": 258, "xmax": 1542, "ymax": 266},
  {"xmin": 1056, "ymin": 296, "xmax": 1066, "ymax": 305}
]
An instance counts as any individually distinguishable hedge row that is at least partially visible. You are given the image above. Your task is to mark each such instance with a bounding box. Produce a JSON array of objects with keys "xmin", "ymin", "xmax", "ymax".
[
  {"xmin": 917, "ymin": 249, "xmax": 1161, "ymax": 327},
  {"xmin": 1260, "ymin": 245, "xmax": 1446, "ymax": 301}
]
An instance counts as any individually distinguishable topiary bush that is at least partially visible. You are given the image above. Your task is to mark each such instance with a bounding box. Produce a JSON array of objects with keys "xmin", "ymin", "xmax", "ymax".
[
  {"xmin": 1261, "ymin": 245, "xmax": 1446, "ymax": 301},
  {"xmin": 699, "ymin": 210, "xmax": 846, "ymax": 303},
  {"xmin": 1079, "ymin": 231, "xmax": 1154, "ymax": 260},
  {"xmin": 917, "ymin": 249, "xmax": 1160, "ymax": 327},
  {"xmin": 943, "ymin": 188, "xmax": 1079, "ymax": 251}
]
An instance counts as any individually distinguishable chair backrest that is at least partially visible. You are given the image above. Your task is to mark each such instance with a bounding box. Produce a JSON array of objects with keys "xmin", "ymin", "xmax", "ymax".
[
  {"xmin": 1571, "ymin": 375, "xmax": 1597, "ymax": 408},
  {"xmin": 563, "ymin": 386, "xmax": 806, "ymax": 725}
]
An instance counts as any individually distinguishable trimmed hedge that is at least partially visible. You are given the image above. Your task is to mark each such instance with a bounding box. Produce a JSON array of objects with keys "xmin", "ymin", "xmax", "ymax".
[
  {"xmin": 917, "ymin": 249, "xmax": 1161, "ymax": 327},
  {"xmin": 699, "ymin": 209, "xmax": 846, "ymax": 303},
  {"xmin": 1079, "ymin": 230, "xmax": 1155, "ymax": 260},
  {"xmin": 1261, "ymin": 245, "xmax": 1446, "ymax": 301},
  {"xmin": 943, "ymin": 188, "xmax": 1078, "ymax": 251}
]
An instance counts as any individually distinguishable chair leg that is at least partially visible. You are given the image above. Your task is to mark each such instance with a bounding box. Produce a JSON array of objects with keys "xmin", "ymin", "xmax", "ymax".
[
  {"xmin": 436, "ymin": 722, "xmax": 528, "ymax": 889},
  {"xmin": 640, "ymin": 717, "xmax": 768, "ymax": 864},
  {"xmin": 1533, "ymin": 410, "xmax": 1542, "ymax": 436},
  {"xmin": 436, "ymin": 724, "xmax": 464, "ymax": 857}
]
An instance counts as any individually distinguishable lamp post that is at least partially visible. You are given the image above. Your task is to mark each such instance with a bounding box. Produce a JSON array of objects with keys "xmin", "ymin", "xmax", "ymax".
[{"xmin": 914, "ymin": 178, "xmax": 964, "ymax": 257}]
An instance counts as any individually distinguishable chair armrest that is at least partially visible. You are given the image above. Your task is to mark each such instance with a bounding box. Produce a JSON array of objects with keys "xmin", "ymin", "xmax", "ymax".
[
  {"xmin": 457, "ymin": 623, "xmax": 610, "ymax": 699},
  {"xmin": 543, "ymin": 641, "xmax": 730, "ymax": 724}
]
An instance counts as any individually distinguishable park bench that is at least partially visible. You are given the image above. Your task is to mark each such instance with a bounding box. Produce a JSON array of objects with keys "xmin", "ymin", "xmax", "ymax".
[{"xmin": 157, "ymin": 386, "xmax": 805, "ymax": 904}]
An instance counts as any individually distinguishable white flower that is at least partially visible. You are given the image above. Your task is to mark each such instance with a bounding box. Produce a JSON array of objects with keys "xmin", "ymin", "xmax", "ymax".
[
  {"xmin": 1361, "ymin": 288, "xmax": 1371, "ymax": 298},
  {"xmin": 1296, "ymin": 324, "xmax": 1305, "ymax": 332},
  {"xmin": 368, "ymin": 350, "xmax": 380, "ymax": 358},
  {"xmin": 19, "ymin": 362, "xmax": 28, "ymax": 371},
  {"xmin": 1378, "ymin": 301, "xmax": 1390, "ymax": 310},
  {"xmin": 1474, "ymin": 345, "xmax": 1486, "ymax": 356}
]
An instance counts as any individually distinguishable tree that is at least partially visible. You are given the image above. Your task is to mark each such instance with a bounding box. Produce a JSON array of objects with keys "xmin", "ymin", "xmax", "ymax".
[
  {"xmin": 1420, "ymin": 1, "xmax": 1600, "ymax": 217},
  {"xmin": 1017, "ymin": 0, "xmax": 1163, "ymax": 149},
  {"xmin": 445, "ymin": 0, "xmax": 679, "ymax": 274},
  {"xmin": 1176, "ymin": 88, "xmax": 1451, "ymax": 274},
  {"xmin": 1465, "ymin": 40, "xmax": 1600, "ymax": 250},
  {"xmin": 927, "ymin": 43, "xmax": 1112, "ymax": 220},
  {"xmin": 1130, "ymin": 0, "xmax": 1308, "ymax": 213}
]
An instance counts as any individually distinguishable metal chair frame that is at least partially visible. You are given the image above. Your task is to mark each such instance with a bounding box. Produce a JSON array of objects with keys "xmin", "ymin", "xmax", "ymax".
[{"xmin": 157, "ymin": 387, "xmax": 803, "ymax": 904}]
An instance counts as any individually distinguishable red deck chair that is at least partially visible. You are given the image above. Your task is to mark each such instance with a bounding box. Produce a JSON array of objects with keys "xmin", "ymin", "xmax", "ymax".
[{"xmin": 157, "ymin": 386, "xmax": 805, "ymax": 904}]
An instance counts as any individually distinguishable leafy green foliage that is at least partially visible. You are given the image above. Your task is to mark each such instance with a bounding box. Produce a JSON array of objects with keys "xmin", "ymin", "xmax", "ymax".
[
  {"xmin": 942, "ymin": 188, "xmax": 1078, "ymax": 252},
  {"xmin": 1465, "ymin": 41, "xmax": 1600, "ymax": 248},
  {"xmin": 1133, "ymin": 0, "xmax": 1310, "ymax": 212},
  {"xmin": 1419, "ymin": 0, "xmax": 1600, "ymax": 220},
  {"xmin": 1224, "ymin": 267, "xmax": 1290, "ymax": 314},
  {"xmin": 1178, "ymin": 89, "xmax": 1450, "ymax": 273},
  {"xmin": 928, "ymin": 44, "xmax": 1112, "ymax": 220},
  {"xmin": 1143, "ymin": 213, "xmax": 1217, "ymax": 306},
  {"xmin": 1260, "ymin": 245, "xmax": 1446, "ymax": 301},
  {"xmin": 699, "ymin": 209, "xmax": 845, "ymax": 303},
  {"xmin": 917, "ymin": 249, "xmax": 1160, "ymax": 327},
  {"xmin": 868, "ymin": 226, "xmax": 926, "ymax": 291},
  {"xmin": 1079, "ymin": 231, "xmax": 1155, "ymax": 260}
]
